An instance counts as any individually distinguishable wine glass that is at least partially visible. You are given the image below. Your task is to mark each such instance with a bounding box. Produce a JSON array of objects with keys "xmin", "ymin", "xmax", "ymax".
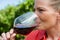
[{"xmin": 13, "ymin": 12, "xmax": 38, "ymax": 35}]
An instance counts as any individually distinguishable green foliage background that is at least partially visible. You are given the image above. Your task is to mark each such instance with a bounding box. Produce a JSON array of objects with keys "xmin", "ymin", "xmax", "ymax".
[{"xmin": 0, "ymin": 0, "xmax": 34, "ymax": 40}]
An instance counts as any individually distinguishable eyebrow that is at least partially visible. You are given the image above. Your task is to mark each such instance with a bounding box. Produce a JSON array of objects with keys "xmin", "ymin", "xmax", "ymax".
[
  {"xmin": 34, "ymin": 7, "xmax": 46, "ymax": 11},
  {"xmin": 37, "ymin": 7, "xmax": 45, "ymax": 9}
]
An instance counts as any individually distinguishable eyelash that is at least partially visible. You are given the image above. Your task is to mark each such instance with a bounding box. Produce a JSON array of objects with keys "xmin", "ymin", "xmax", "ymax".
[
  {"xmin": 38, "ymin": 9, "xmax": 45, "ymax": 13},
  {"xmin": 33, "ymin": 8, "xmax": 45, "ymax": 13}
]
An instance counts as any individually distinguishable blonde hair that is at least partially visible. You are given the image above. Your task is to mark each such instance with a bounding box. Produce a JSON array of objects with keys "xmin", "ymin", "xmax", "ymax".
[{"xmin": 50, "ymin": 0, "xmax": 60, "ymax": 11}]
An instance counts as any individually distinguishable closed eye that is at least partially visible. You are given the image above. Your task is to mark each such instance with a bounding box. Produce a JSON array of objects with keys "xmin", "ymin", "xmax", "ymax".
[{"xmin": 37, "ymin": 7, "xmax": 46, "ymax": 13}]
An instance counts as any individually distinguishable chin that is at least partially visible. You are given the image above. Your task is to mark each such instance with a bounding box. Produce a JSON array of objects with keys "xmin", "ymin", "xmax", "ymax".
[
  {"xmin": 37, "ymin": 24, "xmax": 54, "ymax": 30},
  {"xmin": 36, "ymin": 25, "xmax": 47, "ymax": 30}
]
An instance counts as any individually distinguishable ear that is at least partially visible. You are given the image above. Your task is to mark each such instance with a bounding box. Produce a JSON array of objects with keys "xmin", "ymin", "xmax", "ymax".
[
  {"xmin": 56, "ymin": 10, "xmax": 60, "ymax": 23},
  {"xmin": 57, "ymin": 15, "xmax": 60, "ymax": 20},
  {"xmin": 57, "ymin": 13, "xmax": 60, "ymax": 23},
  {"xmin": 57, "ymin": 10, "xmax": 60, "ymax": 20}
]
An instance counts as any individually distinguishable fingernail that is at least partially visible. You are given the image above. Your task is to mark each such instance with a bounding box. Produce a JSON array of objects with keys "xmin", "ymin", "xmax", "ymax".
[{"xmin": 10, "ymin": 29, "xmax": 14, "ymax": 34}]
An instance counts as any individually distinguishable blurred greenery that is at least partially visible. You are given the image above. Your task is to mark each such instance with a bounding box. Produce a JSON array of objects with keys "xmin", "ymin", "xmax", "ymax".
[{"xmin": 0, "ymin": 0, "xmax": 34, "ymax": 40}]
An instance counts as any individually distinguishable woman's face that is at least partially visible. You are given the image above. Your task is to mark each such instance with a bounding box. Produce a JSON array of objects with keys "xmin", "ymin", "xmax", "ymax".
[{"xmin": 34, "ymin": 0, "xmax": 58, "ymax": 30}]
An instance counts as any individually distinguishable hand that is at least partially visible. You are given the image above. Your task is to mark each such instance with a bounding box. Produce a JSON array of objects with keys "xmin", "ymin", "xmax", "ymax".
[{"xmin": 0, "ymin": 29, "xmax": 16, "ymax": 40}]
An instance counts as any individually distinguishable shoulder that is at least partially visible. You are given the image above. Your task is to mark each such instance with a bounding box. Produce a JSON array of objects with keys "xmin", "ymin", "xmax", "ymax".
[{"xmin": 25, "ymin": 30, "xmax": 46, "ymax": 40}]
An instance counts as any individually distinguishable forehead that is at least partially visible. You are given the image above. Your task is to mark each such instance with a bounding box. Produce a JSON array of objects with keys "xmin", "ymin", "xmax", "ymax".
[{"xmin": 34, "ymin": 0, "xmax": 50, "ymax": 8}]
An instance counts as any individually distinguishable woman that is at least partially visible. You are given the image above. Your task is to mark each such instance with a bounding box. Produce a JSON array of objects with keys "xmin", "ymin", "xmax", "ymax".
[{"xmin": 1, "ymin": 0, "xmax": 60, "ymax": 40}]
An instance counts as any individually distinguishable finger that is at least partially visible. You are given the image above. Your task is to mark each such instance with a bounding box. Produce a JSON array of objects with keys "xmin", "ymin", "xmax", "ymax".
[
  {"xmin": 6, "ymin": 32, "xmax": 10, "ymax": 39},
  {"xmin": 1, "ymin": 33, "xmax": 7, "ymax": 40},
  {"xmin": 10, "ymin": 33, "xmax": 16, "ymax": 40},
  {"xmin": 0, "ymin": 36, "xmax": 3, "ymax": 40},
  {"xmin": 10, "ymin": 29, "xmax": 14, "ymax": 35}
]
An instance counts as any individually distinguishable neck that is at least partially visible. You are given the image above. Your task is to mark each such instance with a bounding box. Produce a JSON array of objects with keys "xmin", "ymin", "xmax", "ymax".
[{"xmin": 46, "ymin": 22, "xmax": 60, "ymax": 39}]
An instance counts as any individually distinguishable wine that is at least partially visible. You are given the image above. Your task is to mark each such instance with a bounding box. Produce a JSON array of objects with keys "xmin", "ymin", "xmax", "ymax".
[
  {"xmin": 13, "ymin": 12, "xmax": 38, "ymax": 35},
  {"xmin": 14, "ymin": 24, "xmax": 36, "ymax": 35}
]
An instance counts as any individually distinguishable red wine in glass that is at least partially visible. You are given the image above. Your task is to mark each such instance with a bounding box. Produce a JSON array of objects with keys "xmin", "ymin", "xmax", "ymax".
[{"xmin": 14, "ymin": 26, "xmax": 35, "ymax": 35}]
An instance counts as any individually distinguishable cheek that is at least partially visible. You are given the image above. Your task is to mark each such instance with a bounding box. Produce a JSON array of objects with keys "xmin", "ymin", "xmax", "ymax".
[
  {"xmin": 36, "ymin": 12, "xmax": 50, "ymax": 22},
  {"xmin": 47, "ymin": 14, "xmax": 57, "ymax": 26},
  {"xmin": 37, "ymin": 12, "xmax": 57, "ymax": 26}
]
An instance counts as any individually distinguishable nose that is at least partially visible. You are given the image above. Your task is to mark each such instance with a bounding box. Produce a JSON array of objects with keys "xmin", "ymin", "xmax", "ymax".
[{"xmin": 35, "ymin": 17, "xmax": 41, "ymax": 24}]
